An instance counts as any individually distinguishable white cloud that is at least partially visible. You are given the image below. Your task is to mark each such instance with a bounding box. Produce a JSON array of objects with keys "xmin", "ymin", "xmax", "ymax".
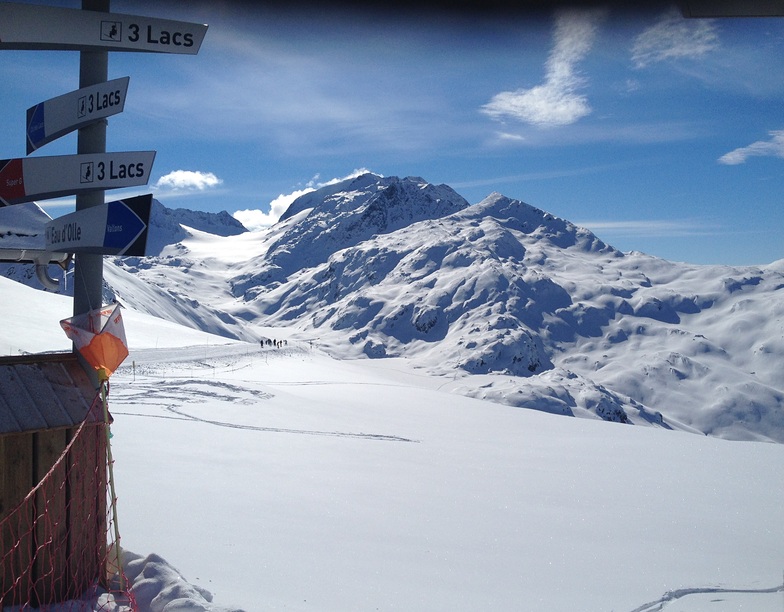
[
  {"xmin": 233, "ymin": 189, "xmax": 312, "ymax": 231},
  {"xmin": 233, "ymin": 168, "xmax": 378, "ymax": 231},
  {"xmin": 631, "ymin": 8, "xmax": 719, "ymax": 68},
  {"xmin": 622, "ymin": 78, "xmax": 641, "ymax": 93},
  {"xmin": 155, "ymin": 170, "xmax": 223, "ymax": 192},
  {"xmin": 496, "ymin": 132, "xmax": 526, "ymax": 143},
  {"xmin": 315, "ymin": 168, "xmax": 376, "ymax": 188},
  {"xmin": 481, "ymin": 9, "xmax": 604, "ymax": 128},
  {"xmin": 718, "ymin": 130, "xmax": 784, "ymax": 165}
]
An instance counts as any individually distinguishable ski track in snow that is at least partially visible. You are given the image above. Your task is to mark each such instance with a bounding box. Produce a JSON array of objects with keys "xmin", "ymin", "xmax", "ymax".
[
  {"xmin": 628, "ymin": 579, "xmax": 784, "ymax": 611},
  {"xmin": 110, "ymin": 347, "xmax": 419, "ymax": 443},
  {"xmin": 161, "ymin": 404, "xmax": 418, "ymax": 442},
  {"xmin": 114, "ymin": 403, "xmax": 418, "ymax": 442}
]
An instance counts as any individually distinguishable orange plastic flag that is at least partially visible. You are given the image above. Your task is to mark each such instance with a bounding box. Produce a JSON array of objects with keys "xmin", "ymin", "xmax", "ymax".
[{"xmin": 61, "ymin": 303, "xmax": 129, "ymax": 380}]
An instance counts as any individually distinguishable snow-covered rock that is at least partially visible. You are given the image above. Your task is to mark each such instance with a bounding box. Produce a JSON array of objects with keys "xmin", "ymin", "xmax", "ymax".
[{"xmin": 230, "ymin": 173, "xmax": 469, "ymax": 295}]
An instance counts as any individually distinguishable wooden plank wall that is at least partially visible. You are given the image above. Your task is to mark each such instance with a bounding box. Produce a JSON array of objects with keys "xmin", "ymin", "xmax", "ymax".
[
  {"xmin": 32, "ymin": 429, "xmax": 68, "ymax": 606},
  {"xmin": 1, "ymin": 424, "xmax": 105, "ymax": 607},
  {"xmin": 1, "ymin": 432, "xmax": 35, "ymax": 605},
  {"xmin": 67, "ymin": 422, "xmax": 106, "ymax": 595}
]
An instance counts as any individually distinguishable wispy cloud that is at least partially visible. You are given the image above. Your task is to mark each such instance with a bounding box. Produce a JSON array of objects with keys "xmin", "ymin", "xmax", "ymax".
[
  {"xmin": 576, "ymin": 219, "xmax": 722, "ymax": 238},
  {"xmin": 233, "ymin": 168, "xmax": 376, "ymax": 231},
  {"xmin": 495, "ymin": 132, "xmax": 527, "ymax": 143},
  {"xmin": 481, "ymin": 9, "xmax": 605, "ymax": 128},
  {"xmin": 718, "ymin": 130, "xmax": 784, "ymax": 165},
  {"xmin": 450, "ymin": 158, "xmax": 660, "ymax": 192},
  {"xmin": 154, "ymin": 170, "xmax": 223, "ymax": 193},
  {"xmin": 631, "ymin": 8, "xmax": 719, "ymax": 68},
  {"xmin": 120, "ymin": 20, "xmax": 462, "ymax": 157}
]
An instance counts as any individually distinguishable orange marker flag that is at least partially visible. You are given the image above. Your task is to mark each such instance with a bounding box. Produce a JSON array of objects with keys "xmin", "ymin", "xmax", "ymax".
[{"xmin": 61, "ymin": 303, "xmax": 129, "ymax": 380}]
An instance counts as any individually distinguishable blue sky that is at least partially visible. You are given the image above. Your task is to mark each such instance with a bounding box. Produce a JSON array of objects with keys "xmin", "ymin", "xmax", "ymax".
[{"xmin": 1, "ymin": 1, "xmax": 783, "ymax": 265}]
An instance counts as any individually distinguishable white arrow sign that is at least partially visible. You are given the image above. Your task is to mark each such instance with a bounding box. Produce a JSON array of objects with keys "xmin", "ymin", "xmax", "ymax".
[
  {"xmin": 27, "ymin": 77, "xmax": 130, "ymax": 154},
  {"xmin": 0, "ymin": 151, "xmax": 156, "ymax": 206},
  {"xmin": 0, "ymin": 3, "xmax": 207, "ymax": 54}
]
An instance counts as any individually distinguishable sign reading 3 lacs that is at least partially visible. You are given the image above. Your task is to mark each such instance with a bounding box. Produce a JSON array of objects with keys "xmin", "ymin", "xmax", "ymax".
[
  {"xmin": 26, "ymin": 77, "xmax": 130, "ymax": 154},
  {"xmin": 0, "ymin": 3, "xmax": 208, "ymax": 53},
  {"xmin": 100, "ymin": 18, "xmax": 198, "ymax": 49},
  {"xmin": 0, "ymin": 151, "xmax": 156, "ymax": 206}
]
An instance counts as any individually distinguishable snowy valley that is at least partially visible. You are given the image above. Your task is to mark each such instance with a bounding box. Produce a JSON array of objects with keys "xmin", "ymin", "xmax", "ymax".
[
  {"xmin": 93, "ymin": 173, "xmax": 784, "ymax": 443},
  {"xmin": 2, "ymin": 173, "xmax": 784, "ymax": 611}
]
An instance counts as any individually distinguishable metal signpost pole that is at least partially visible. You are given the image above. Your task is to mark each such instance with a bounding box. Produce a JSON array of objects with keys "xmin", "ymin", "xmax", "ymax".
[{"xmin": 74, "ymin": 0, "xmax": 109, "ymax": 319}]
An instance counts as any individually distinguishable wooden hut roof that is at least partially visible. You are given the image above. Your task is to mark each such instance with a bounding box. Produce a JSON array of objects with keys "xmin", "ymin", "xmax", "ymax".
[{"xmin": 0, "ymin": 353, "xmax": 96, "ymax": 435}]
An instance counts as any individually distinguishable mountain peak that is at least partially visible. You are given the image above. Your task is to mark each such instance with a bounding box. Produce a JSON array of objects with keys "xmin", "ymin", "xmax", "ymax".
[
  {"xmin": 279, "ymin": 172, "xmax": 384, "ymax": 221},
  {"xmin": 233, "ymin": 175, "xmax": 470, "ymax": 290},
  {"xmin": 279, "ymin": 173, "xmax": 466, "ymax": 225},
  {"xmin": 463, "ymin": 192, "xmax": 615, "ymax": 253}
]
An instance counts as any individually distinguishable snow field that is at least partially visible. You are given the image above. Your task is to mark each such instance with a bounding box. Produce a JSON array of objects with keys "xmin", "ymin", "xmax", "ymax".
[{"xmin": 108, "ymin": 342, "xmax": 784, "ymax": 611}]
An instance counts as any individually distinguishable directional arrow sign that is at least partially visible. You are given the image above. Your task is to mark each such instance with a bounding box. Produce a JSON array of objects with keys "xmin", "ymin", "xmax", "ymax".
[
  {"xmin": 0, "ymin": 3, "xmax": 207, "ymax": 54},
  {"xmin": 27, "ymin": 77, "xmax": 130, "ymax": 154},
  {"xmin": 0, "ymin": 151, "xmax": 156, "ymax": 206},
  {"xmin": 45, "ymin": 194, "xmax": 152, "ymax": 256}
]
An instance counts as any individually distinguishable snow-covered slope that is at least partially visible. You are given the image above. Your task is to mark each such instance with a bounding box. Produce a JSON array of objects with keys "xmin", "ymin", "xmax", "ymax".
[
  {"xmin": 0, "ymin": 202, "xmax": 60, "ymax": 288},
  {"xmin": 0, "ymin": 274, "xmax": 237, "ymax": 355},
  {"xmin": 144, "ymin": 199, "xmax": 248, "ymax": 256},
  {"xmin": 5, "ymin": 173, "xmax": 783, "ymax": 443},
  {"xmin": 1, "ymin": 275, "xmax": 783, "ymax": 612},
  {"xmin": 231, "ymin": 174, "xmax": 469, "ymax": 294}
]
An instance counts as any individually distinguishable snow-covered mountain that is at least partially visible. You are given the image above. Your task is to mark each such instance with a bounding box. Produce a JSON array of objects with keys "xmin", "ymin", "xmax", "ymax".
[
  {"xmin": 0, "ymin": 198, "xmax": 248, "ymax": 288},
  {"xmin": 10, "ymin": 173, "xmax": 784, "ymax": 442},
  {"xmin": 144, "ymin": 199, "xmax": 248, "ymax": 256}
]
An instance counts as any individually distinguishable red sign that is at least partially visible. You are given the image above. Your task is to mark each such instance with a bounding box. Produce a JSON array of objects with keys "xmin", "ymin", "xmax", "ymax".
[{"xmin": 0, "ymin": 159, "xmax": 26, "ymax": 203}]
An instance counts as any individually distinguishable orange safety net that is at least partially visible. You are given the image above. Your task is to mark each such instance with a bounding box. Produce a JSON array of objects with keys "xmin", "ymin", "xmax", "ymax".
[
  {"xmin": 60, "ymin": 304, "xmax": 129, "ymax": 380},
  {"xmin": 0, "ymin": 397, "xmax": 136, "ymax": 610}
]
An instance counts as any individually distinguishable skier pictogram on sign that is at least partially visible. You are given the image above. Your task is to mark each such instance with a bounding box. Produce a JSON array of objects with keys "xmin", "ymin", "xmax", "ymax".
[{"xmin": 101, "ymin": 21, "xmax": 122, "ymax": 42}]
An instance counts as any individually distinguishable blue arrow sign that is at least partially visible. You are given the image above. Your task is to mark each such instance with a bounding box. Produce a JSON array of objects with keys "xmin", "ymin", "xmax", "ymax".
[
  {"xmin": 45, "ymin": 194, "xmax": 152, "ymax": 256},
  {"xmin": 26, "ymin": 104, "xmax": 46, "ymax": 152},
  {"xmin": 103, "ymin": 198, "xmax": 147, "ymax": 252}
]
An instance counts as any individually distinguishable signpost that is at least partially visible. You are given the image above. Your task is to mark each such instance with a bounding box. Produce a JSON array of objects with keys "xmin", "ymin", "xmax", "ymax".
[
  {"xmin": 0, "ymin": 0, "xmax": 206, "ymax": 370},
  {"xmin": 0, "ymin": 151, "xmax": 156, "ymax": 206},
  {"xmin": 0, "ymin": 1, "xmax": 208, "ymax": 604},
  {"xmin": 27, "ymin": 77, "xmax": 130, "ymax": 154},
  {"xmin": 0, "ymin": 2, "xmax": 207, "ymax": 603},
  {"xmin": 45, "ymin": 194, "xmax": 151, "ymax": 257},
  {"xmin": 0, "ymin": 3, "xmax": 207, "ymax": 54}
]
